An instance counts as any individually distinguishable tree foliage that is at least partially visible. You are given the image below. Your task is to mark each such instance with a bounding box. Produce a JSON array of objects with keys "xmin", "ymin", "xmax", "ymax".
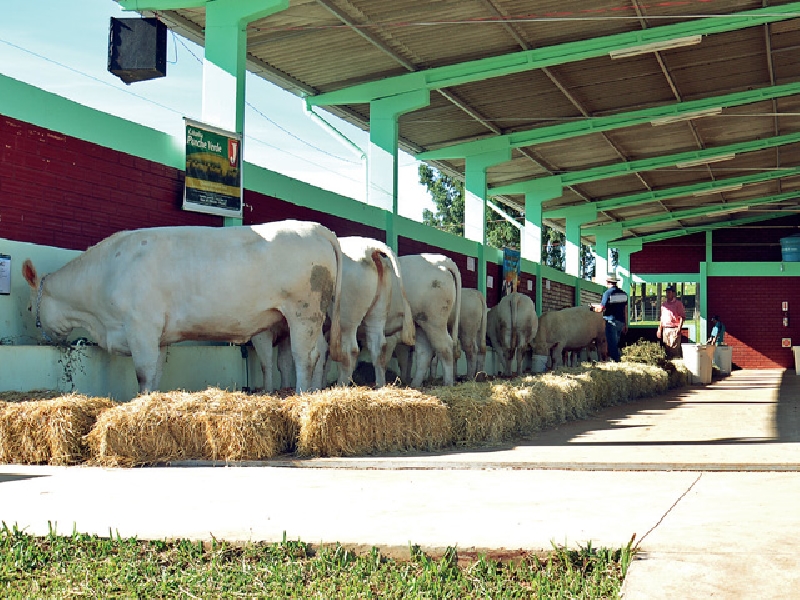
[
  {"xmin": 418, "ymin": 164, "xmax": 595, "ymax": 278},
  {"xmin": 420, "ymin": 164, "xmax": 520, "ymax": 249}
]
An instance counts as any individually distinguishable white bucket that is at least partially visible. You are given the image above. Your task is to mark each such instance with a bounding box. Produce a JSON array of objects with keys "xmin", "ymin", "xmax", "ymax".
[
  {"xmin": 532, "ymin": 354, "xmax": 548, "ymax": 373},
  {"xmin": 714, "ymin": 345, "xmax": 732, "ymax": 374},
  {"xmin": 682, "ymin": 344, "xmax": 714, "ymax": 384}
]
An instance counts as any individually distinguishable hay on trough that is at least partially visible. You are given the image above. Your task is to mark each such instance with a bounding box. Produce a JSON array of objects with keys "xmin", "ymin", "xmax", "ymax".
[
  {"xmin": 434, "ymin": 381, "xmax": 525, "ymax": 446},
  {"xmin": 283, "ymin": 386, "xmax": 450, "ymax": 457},
  {"xmin": 85, "ymin": 388, "xmax": 294, "ymax": 466},
  {"xmin": 0, "ymin": 393, "xmax": 114, "ymax": 465}
]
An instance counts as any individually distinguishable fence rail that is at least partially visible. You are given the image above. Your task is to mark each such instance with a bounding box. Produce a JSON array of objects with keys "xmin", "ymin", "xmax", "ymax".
[{"xmin": 631, "ymin": 307, "xmax": 698, "ymax": 323}]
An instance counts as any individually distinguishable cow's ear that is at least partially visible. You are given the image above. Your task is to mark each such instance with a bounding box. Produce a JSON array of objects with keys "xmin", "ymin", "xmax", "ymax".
[{"xmin": 21, "ymin": 259, "xmax": 37, "ymax": 288}]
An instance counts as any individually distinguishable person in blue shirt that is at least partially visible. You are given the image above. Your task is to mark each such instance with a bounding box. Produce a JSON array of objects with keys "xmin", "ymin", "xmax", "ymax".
[
  {"xmin": 707, "ymin": 315, "xmax": 726, "ymax": 346},
  {"xmin": 598, "ymin": 273, "xmax": 628, "ymax": 362}
]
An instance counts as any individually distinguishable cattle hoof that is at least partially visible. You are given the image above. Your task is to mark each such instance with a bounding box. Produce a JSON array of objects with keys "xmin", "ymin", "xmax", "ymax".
[{"xmin": 474, "ymin": 371, "xmax": 488, "ymax": 383}]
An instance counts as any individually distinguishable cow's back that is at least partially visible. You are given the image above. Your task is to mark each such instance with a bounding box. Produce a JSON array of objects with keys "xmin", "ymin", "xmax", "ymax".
[
  {"xmin": 50, "ymin": 221, "xmax": 341, "ymax": 347},
  {"xmin": 534, "ymin": 306, "xmax": 604, "ymax": 350},
  {"xmin": 398, "ymin": 254, "xmax": 457, "ymax": 324}
]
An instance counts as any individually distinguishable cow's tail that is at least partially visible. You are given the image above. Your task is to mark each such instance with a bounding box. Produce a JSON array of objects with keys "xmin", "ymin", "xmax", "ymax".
[
  {"xmin": 326, "ymin": 230, "xmax": 345, "ymax": 363},
  {"xmin": 510, "ymin": 293, "xmax": 519, "ymax": 350},
  {"xmin": 378, "ymin": 246, "xmax": 415, "ymax": 346},
  {"xmin": 369, "ymin": 249, "xmax": 392, "ymax": 315},
  {"xmin": 446, "ymin": 259, "xmax": 462, "ymax": 360},
  {"xmin": 478, "ymin": 291, "xmax": 487, "ymax": 355}
]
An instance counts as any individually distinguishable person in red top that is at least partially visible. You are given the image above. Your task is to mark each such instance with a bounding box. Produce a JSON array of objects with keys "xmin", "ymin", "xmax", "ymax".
[{"xmin": 657, "ymin": 285, "xmax": 686, "ymax": 359}]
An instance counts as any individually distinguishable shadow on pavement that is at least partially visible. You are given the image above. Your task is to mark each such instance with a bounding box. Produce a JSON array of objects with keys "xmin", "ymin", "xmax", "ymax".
[
  {"xmin": 776, "ymin": 370, "xmax": 800, "ymax": 442},
  {"xmin": 0, "ymin": 472, "xmax": 48, "ymax": 484}
]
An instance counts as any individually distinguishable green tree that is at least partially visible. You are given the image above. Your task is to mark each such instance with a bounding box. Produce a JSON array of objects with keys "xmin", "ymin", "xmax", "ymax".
[
  {"xmin": 542, "ymin": 224, "xmax": 595, "ymax": 278},
  {"xmin": 420, "ymin": 165, "xmax": 464, "ymax": 237},
  {"xmin": 581, "ymin": 244, "xmax": 596, "ymax": 280},
  {"xmin": 543, "ymin": 224, "xmax": 564, "ymax": 270},
  {"xmin": 419, "ymin": 164, "xmax": 520, "ymax": 249}
]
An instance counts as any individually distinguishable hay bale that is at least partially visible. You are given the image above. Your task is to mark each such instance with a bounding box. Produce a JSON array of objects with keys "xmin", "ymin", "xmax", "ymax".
[
  {"xmin": 435, "ymin": 381, "xmax": 523, "ymax": 446},
  {"xmin": 0, "ymin": 393, "xmax": 114, "ymax": 465},
  {"xmin": 284, "ymin": 386, "xmax": 450, "ymax": 457},
  {"xmin": 85, "ymin": 388, "xmax": 294, "ymax": 466}
]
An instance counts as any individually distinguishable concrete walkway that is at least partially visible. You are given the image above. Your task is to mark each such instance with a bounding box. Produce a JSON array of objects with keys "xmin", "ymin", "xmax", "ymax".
[{"xmin": 1, "ymin": 368, "xmax": 799, "ymax": 598}]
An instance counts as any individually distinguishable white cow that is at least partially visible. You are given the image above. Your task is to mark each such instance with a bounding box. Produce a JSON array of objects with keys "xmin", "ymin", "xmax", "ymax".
[
  {"xmin": 532, "ymin": 306, "xmax": 608, "ymax": 369},
  {"xmin": 252, "ymin": 237, "xmax": 415, "ymax": 390},
  {"xmin": 429, "ymin": 287, "xmax": 487, "ymax": 381},
  {"xmin": 458, "ymin": 288, "xmax": 488, "ymax": 380},
  {"xmin": 388, "ymin": 254, "xmax": 462, "ymax": 387},
  {"xmin": 487, "ymin": 292, "xmax": 538, "ymax": 377},
  {"xmin": 22, "ymin": 221, "xmax": 344, "ymax": 394},
  {"xmin": 250, "ymin": 318, "xmax": 295, "ymax": 391},
  {"xmin": 332, "ymin": 236, "xmax": 414, "ymax": 386}
]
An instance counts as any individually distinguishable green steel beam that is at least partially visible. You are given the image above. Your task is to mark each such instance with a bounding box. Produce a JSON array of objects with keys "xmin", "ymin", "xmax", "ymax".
[
  {"xmin": 492, "ymin": 131, "xmax": 800, "ymax": 195},
  {"xmin": 619, "ymin": 191, "xmax": 799, "ymax": 229},
  {"xmin": 630, "ymin": 212, "xmax": 789, "ymax": 244},
  {"xmin": 117, "ymin": 0, "xmax": 209, "ymax": 9},
  {"xmin": 308, "ymin": 4, "xmax": 800, "ymax": 107},
  {"xmin": 557, "ymin": 166, "xmax": 800, "ymax": 216},
  {"xmin": 419, "ymin": 81, "xmax": 800, "ymax": 160}
]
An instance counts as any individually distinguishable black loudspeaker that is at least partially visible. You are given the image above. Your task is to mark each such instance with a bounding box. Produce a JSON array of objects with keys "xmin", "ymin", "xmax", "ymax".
[{"xmin": 108, "ymin": 17, "xmax": 167, "ymax": 85}]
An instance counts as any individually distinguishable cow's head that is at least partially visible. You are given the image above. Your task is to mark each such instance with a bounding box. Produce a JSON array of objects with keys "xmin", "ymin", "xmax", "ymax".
[
  {"xmin": 21, "ymin": 259, "xmax": 38, "ymax": 315},
  {"xmin": 22, "ymin": 259, "xmax": 63, "ymax": 343}
]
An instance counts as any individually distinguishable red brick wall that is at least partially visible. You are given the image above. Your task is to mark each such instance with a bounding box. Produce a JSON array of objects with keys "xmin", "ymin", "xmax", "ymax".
[
  {"xmin": 1, "ymin": 116, "xmax": 219, "ymax": 251},
  {"xmin": 244, "ymin": 189, "xmax": 384, "ymax": 239},
  {"xmin": 486, "ymin": 261, "xmax": 502, "ymax": 307},
  {"xmin": 541, "ymin": 279, "xmax": 574, "ymax": 313},
  {"xmin": 707, "ymin": 276, "xmax": 800, "ymax": 369},
  {"xmin": 514, "ymin": 272, "xmax": 537, "ymax": 310},
  {"xmin": 580, "ymin": 288, "xmax": 602, "ymax": 306},
  {"xmin": 630, "ymin": 233, "xmax": 706, "ymax": 274},
  {"xmin": 398, "ymin": 236, "xmax": 480, "ymax": 291},
  {"xmin": 712, "ymin": 215, "xmax": 800, "ymax": 263}
]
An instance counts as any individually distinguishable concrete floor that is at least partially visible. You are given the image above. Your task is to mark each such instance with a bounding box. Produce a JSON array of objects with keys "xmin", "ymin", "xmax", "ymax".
[{"xmin": 1, "ymin": 368, "xmax": 799, "ymax": 598}]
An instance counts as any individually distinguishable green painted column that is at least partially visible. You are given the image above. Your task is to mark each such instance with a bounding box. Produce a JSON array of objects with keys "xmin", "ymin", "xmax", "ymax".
[
  {"xmin": 535, "ymin": 262, "xmax": 543, "ymax": 316},
  {"xmin": 519, "ymin": 177, "xmax": 563, "ymax": 266},
  {"xmin": 202, "ymin": 0, "xmax": 289, "ymax": 226},
  {"xmin": 586, "ymin": 223, "xmax": 623, "ymax": 284},
  {"xmin": 368, "ymin": 90, "xmax": 430, "ymax": 252},
  {"xmin": 614, "ymin": 239, "xmax": 642, "ymax": 292},
  {"xmin": 548, "ymin": 205, "xmax": 597, "ymax": 277},
  {"xmin": 701, "ymin": 231, "xmax": 713, "ymax": 341},
  {"xmin": 464, "ymin": 149, "xmax": 511, "ymax": 296}
]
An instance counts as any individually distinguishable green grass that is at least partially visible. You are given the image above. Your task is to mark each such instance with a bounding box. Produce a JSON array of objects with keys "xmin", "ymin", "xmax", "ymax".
[{"xmin": 0, "ymin": 523, "xmax": 632, "ymax": 598}]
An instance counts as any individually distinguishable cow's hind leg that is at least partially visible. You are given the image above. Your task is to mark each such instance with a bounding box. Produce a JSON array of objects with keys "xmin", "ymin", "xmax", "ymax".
[
  {"xmin": 394, "ymin": 342, "xmax": 414, "ymax": 385},
  {"xmin": 361, "ymin": 316, "xmax": 388, "ymax": 387},
  {"xmin": 416, "ymin": 324, "xmax": 455, "ymax": 386},
  {"xmin": 463, "ymin": 343, "xmax": 476, "ymax": 380},
  {"xmin": 312, "ymin": 332, "xmax": 328, "ymax": 389},
  {"xmin": 276, "ymin": 335, "xmax": 294, "ymax": 389},
  {"xmin": 409, "ymin": 327, "xmax": 434, "ymax": 387},
  {"xmin": 284, "ymin": 314, "xmax": 324, "ymax": 393},
  {"xmin": 250, "ymin": 331, "xmax": 276, "ymax": 391}
]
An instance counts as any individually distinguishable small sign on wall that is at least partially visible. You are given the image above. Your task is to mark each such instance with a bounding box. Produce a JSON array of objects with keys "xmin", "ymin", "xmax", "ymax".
[
  {"xmin": 782, "ymin": 338, "xmax": 792, "ymax": 348},
  {"xmin": 183, "ymin": 118, "xmax": 243, "ymax": 218},
  {"xmin": 527, "ymin": 279, "xmax": 533, "ymax": 291},
  {"xmin": 0, "ymin": 254, "xmax": 10, "ymax": 295},
  {"xmin": 487, "ymin": 275, "xmax": 494, "ymax": 288},
  {"xmin": 466, "ymin": 257, "xmax": 476, "ymax": 272},
  {"xmin": 782, "ymin": 301, "xmax": 789, "ymax": 311}
]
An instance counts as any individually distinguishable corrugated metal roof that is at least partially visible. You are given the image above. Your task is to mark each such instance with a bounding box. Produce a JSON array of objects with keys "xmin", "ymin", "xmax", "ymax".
[{"xmin": 151, "ymin": 0, "xmax": 800, "ymax": 243}]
